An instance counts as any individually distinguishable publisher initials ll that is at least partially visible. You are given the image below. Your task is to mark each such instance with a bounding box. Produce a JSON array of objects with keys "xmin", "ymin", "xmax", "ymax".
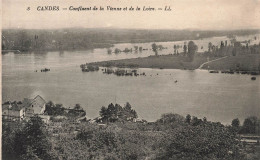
[{"xmin": 165, "ymin": 6, "xmax": 171, "ymax": 11}]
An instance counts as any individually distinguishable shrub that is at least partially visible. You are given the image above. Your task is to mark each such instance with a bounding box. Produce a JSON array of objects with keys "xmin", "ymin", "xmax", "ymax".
[{"xmin": 155, "ymin": 122, "xmax": 244, "ymax": 160}]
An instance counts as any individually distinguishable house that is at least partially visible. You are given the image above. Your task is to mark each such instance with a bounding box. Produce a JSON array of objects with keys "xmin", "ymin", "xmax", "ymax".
[
  {"xmin": 23, "ymin": 95, "xmax": 46, "ymax": 117},
  {"xmin": 2, "ymin": 101, "xmax": 25, "ymax": 121},
  {"xmin": 2, "ymin": 95, "xmax": 48, "ymax": 122}
]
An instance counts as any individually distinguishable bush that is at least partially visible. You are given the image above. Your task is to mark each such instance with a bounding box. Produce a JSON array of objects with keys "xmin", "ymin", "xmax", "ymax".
[
  {"xmin": 3, "ymin": 116, "xmax": 55, "ymax": 160},
  {"xmin": 155, "ymin": 122, "xmax": 244, "ymax": 160}
]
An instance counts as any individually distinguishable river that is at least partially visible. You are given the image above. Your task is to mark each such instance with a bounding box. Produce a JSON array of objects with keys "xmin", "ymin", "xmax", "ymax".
[{"xmin": 2, "ymin": 34, "xmax": 260, "ymax": 124}]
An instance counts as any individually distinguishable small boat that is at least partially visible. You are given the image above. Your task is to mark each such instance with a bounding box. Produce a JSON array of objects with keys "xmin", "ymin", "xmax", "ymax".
[{"xmin": 251, "ymin": 77, "xmax": 256, "ymax": 80}]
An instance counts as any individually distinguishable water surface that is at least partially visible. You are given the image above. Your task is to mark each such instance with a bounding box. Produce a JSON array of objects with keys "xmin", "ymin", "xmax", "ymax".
[{"xmin": 2, "ymin": 35, "xmax": 260, "ymax": 124}]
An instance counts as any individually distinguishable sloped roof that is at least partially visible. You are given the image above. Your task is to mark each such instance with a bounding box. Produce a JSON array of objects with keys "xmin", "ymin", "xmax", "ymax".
[
  {"xmin": 33, "ymin": 95, "xmax": 46, "ymax": 107},
  {"xmin": 22, "ymin": 98, "xmax": 33, "ymax": 108},
  {"xmin": 22, "ymin": 95, "xmax": 46, "ymax": 108},
  {"xmin": 3, "ymin": 95, "xmax": 46, "ymax": 111}
]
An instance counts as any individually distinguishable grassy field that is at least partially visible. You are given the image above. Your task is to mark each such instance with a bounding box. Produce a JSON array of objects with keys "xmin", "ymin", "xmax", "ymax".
[
  {"xmin": 88, "ymin": 53, "xmax": 260, "ymax": 72},
  {"xmin": 202, "ymin": 54, "xmax": 260, "ymax": 71},
  {"xmin": 88, "ymin": 54, "xmax": 217, "ymax": 70}
]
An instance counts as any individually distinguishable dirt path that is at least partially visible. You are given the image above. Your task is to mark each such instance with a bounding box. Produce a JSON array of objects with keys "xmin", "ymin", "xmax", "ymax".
[{"xmin": 198, "ymin": 56, "xmax": 228, "ymax": 69}]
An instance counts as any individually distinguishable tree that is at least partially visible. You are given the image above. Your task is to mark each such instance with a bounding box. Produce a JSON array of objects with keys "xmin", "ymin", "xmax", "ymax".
[
  {"xmin": 107, "ymin": 103, "xmax": 118, "ymax": 122},
  {"xmin": 185, "ymin": 114, "xmax": 191, "ymax": 124},
  {"xmin": 74, "ymin": 104, "xmax": 82, "ymax": 110},
  {"xmin": 157, "ymin": 113, "xmax": 185, "ymax": 124},
  {"xmin": 187, "ymin": 41, "xmax": 198, "ymax": 60},
  {"xmin": 67, "ymin": 104, "xmax": 86, "ymax": 118},
  {"xmin": 240, "ymin": 116, "xmax": 258, "ymax": 134},
  {"xmin": 100, "ymin": 106, "xmax": 109, "ymax": 122},
  {"xmin": 122, "ymin": 102, "xmax": 138, "ymax": 120},
  {"xmin": 155, "ymin": 122, "xmax": 244, "ymax": 160},
  {"xmin": 13, "ymin": 116, "xmax": 53, "ymax": 159},
  {"xmin": 125, "ymin": 102, "xmax": 132, "ymax": 111},
  {"xmin": 220, "ymin": 41, "xmax": 224, "ymax": 49},
  {"xmin": 99, "ymin": 103, "xmax": 137, "ymax": 123},
  {"xmin": 152, "ymin": 43, "xmax": 157, "ymax": 51},
  {"xmin": 44, "ymin": 101, "xmax": 67, "ymax": 116},
  {"xmin": 232, "ymin": 118, "xmax": 240, "ymax": 128},
  {"xmin": 21, "ymin": 146, "xmax": 41, "ymax": 160},
  {"xmin": 114, "ymin": 48, "xmax": 121, "ymax": 54},
  {"xmin": 44, "ymin": 101, "xmax": 55, "ymax": 115},
  {"xmin": 183, "ymin": 43, "xmax": 187, "ymax": 55},
  {"xmin": 208, "ymin": 42, "xmax": 212, "ymax": 52},
  {"xmin": 152, "ymin": 43, "xmax": 158, "ymax": 56},
  {"xmin": 191, "ymin": 116, "xmax": 202, "ymax": 126}
]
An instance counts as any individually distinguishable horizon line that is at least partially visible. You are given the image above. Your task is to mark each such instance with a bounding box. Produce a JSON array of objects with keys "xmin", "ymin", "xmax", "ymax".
[{"xmin": 2, "ymin": 27, "xmax": 260, "ymax": 31}]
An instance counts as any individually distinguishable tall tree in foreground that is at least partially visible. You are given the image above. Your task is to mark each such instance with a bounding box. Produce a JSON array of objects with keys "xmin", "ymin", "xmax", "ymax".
[
  {"xmin": 155, "ymin": 122, "xmax": 244, "ymax": 160},
  {"xmin": 185, "ymin": 114, "xmax": 191, "ymax": 124},
  {"xmin": 240, "ymin": 116, "xmax": 258, "ymax": 134},
  {"xmin": 232, "ymin": 118, "xmax": 240, "ymax": 128},
  {"xmin": 13, "ymin": 115, "xmax": 54, "ymax": 160}
]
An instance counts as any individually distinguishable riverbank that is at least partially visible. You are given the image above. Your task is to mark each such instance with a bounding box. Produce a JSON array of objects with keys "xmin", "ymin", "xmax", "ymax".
[
  {"xmin": 1, "ymin": 43, "xmax": 114, "ymax": 54},
  {"xmin": 88, "ymin": 54, "xmax": 218, "ymax": 70},
  {"xmin": 201, "ymin": 54, "xmax": 260, "ymax": 71},
  {"xmin": 88, "ymin": 53, "xmax": 260, "ymax": 72}
]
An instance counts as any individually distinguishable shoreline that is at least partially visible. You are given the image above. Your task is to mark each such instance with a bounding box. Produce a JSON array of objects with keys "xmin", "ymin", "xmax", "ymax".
[
  {"xmin": 87, "ymin": 53, "xmax": 260, "ymax": 73},
  {"xmin": 87, "ymin": 54, "xmax": 214, "ymax": 70}
]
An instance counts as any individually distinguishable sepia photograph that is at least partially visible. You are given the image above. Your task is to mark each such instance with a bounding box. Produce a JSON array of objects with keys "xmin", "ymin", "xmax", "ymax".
[{"xmin": 1, "ymin": 0, "xmax": 260, "ymax": 159}]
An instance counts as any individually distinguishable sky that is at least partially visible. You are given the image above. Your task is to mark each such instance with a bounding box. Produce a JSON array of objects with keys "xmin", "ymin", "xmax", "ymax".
[{"xmin": 2, "ymin": 0, "xmax": 260, "ymax": 30}]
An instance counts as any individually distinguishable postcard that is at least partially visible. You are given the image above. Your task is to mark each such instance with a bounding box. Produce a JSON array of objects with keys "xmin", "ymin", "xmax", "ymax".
[{"xmin": 1, "ymin": 0, "xmax": 260, "ymax": 159}]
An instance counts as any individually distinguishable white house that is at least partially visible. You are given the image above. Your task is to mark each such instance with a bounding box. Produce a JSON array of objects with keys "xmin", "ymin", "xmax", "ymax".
[{"xmin": 23, "ymin": 95, "xmax": 46, "ymax": 117}]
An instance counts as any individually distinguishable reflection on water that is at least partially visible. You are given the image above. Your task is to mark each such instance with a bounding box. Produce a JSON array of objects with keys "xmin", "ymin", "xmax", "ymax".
[{"xmin": 2, "ymin": 34, "xmax": 260, "ymax": 124}]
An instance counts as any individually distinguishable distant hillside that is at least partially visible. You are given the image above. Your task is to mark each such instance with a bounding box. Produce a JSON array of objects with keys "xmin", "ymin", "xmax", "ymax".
[{"xmin": 2, "ymin": 28, "xmax": 260, "ymax": 52}]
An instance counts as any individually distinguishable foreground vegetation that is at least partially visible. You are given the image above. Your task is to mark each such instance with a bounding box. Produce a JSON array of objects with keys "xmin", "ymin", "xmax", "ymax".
[{"xmin": 2, "ymin": 102, "xmax": 260, "ymax": 160}]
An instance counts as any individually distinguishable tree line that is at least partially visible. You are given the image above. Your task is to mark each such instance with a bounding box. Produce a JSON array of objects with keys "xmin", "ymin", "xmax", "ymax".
[
  {"xmin": 2, "ymin": 102, "xmax": 259, "ymax": 160},
  {"xmin": 2, "ymin": 28, "xmax": 259, "ymax": 52}
]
